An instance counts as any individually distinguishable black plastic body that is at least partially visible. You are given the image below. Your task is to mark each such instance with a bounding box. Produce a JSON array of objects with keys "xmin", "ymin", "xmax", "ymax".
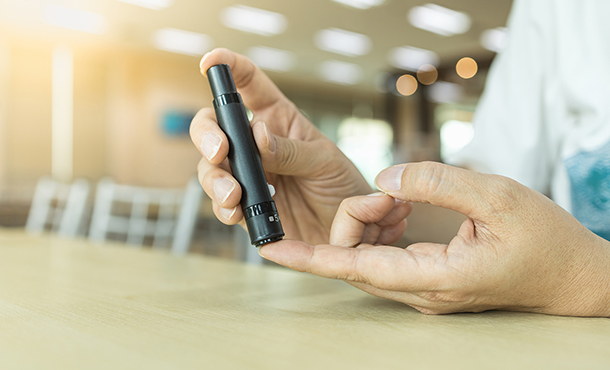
[{"xmin": 207, "ymin": 64, "xmax": 284, "ymax": 246}]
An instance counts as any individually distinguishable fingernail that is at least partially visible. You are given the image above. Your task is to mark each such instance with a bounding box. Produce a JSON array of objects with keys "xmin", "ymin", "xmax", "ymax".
[
  {"xmin": 267, "ymin": 183, "xmax": 276, "ymax": 197},
  {"xmin": 367, "ymin": 192, "xmax": 385, "ymax": 196},
  {"xmin": 261, "ymin": 122, "xmax": 276, "ymax": 153},
  {"xmin": 220, "ymin": 207, "xmax": 236, "ymax": 220},
  {"xmin": 375, "ymin": 165, "xmax": 406, "ymax": 192},
  {"xmin": 200, "ymin": 52, "xmax": 211, "ymax": 72},
  {"xmin": 201, "ymin": 133, "xmax": 221, "ymax": 160},
  {"xmin": 213, "ymin": 178, "xmax": 235, "ymax": 203}
]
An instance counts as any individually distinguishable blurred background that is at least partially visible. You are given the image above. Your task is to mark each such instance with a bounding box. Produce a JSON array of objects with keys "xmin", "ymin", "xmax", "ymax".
[{"xmin": 0, "ymin": 0, "xmax": 512, "ymax": 259}]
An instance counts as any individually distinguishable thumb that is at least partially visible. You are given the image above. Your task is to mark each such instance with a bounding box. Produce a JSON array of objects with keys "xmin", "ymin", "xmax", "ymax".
[
  {"xmin": 252, "ymin": 121, "xmax": 334, "ymax": 177},
  {"xmin": 200, "ymin": 48, "xmax": 284, "ymax": 112},
  {"xmin": 374, "ymin": 161, "xmax": 519, "ymax": 220}
]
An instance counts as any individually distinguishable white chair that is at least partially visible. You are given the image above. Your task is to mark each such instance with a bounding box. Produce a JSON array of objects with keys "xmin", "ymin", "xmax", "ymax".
[
  {"xmin": 88, "ymin": 177, "xmax": 203, "ymax": 254},
  {"xmin": 171, "ymin": 177, "xmax": 204, "ymax": 255},
  {"xmin": 25, "ymin": 177, "xmax": 91, "ymax": 237}
]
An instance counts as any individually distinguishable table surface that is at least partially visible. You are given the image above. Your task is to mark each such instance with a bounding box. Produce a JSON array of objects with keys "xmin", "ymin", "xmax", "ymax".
[{"xmin": 1, "ymin": 229, "xmax": 609, "ymax": 370}]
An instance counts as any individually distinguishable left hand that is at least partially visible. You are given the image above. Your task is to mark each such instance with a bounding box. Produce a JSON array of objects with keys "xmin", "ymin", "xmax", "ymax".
[
  {"xmin": 191, "ymin": 48, "xmax": 371, "ymax": 245},
  {"xmin": 259, "ymin": 162, "xmax": 610, "ymax": 316}
]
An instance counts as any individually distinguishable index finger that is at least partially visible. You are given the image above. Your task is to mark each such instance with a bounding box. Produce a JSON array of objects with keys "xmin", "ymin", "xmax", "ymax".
[
  {"xmin": 259, "ymin": 240, "xmax": 453, "ymax": 292},
  {"xmin": 200, "ymin": 48, "xmax": 285, "ymax": 112},
  {"xmin": 330, "ymin": 194, "xmax": 411, "ymax": 247},
  {"xmin": 189, "ymin": 107, "xmax": 229, "ymax": 165}
]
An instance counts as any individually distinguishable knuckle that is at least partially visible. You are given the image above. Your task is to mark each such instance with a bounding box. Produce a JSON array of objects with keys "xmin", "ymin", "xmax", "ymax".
[
  {"xmin": 311, "ymin": 142, "xmax": 343, "ymax": 177},
  {"xmin": 412, "ymin": 162, "xmax": 448, "ymax": 201},
  {"xmin": 190, "ymin": 108, "xmax": 216, "ymax": 139},
  {"xmin": 278, "ymin": 139, "xmax": 299, "ymax": 168},
  {"xmin": 344, "ymin": 248, "xmax": 363, "ymax": 282},
  {"xmin": 338, "ymin": 197, "xmax": 356, "ymax": 214},
  {"xmin": 485, "ymin": 176, "xmax": 522, "ymax": 214},
  {"xmin": 418, "ymin": 290, "xmax": 468, "ymax": 304},
  {"xmin": 191, "ymin": 108, "xmax": 214, "ymax": 127},
  {"xmin": 196, "ymin": 158, "xmax": 208, "ymax": 183},
  {"xmin": 329, "ymin": 248, "xmax": 364, "ymax": 283},
  {"xmin": 416, "ymin": 306, "xmax": 457, "ymax": 315},
  {"xmin": 416, "ymin": 307, "xmax": 443, "ymax": 315},
  {"xmin": 418, "ymin": 291, "xmax": 447, "ymax": 302}
]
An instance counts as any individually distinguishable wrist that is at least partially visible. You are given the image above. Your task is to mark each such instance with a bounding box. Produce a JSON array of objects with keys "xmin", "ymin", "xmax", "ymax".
[{"xmin": 551, "ymin": 235, "xmax": 610, "ymax": 317}]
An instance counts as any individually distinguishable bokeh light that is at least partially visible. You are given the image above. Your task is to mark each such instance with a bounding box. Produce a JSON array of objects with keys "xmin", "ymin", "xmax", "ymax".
[
  {"xmin": 396, "ymin": 74, "xmax": 418, "ymax": 96},
  {"xmin": 440, "ymin": 120, "xmax": 474, "ymax": 159},
  {"xmin": 456, "ymin": 57, "xmax": 478, "ymax": 79},
  {"xmin": 416, "ymin": 64, "xmax": 438, "ymax": 85}
]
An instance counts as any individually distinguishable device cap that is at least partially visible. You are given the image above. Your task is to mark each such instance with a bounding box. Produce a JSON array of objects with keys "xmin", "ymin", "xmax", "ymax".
[{"xmin": 207, "ymin": 64, "xmax": 237, "ymax": 99}]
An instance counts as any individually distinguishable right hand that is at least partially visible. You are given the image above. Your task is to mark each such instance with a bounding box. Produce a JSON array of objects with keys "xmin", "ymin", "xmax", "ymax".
[
  {"xmin": 260, "ymin": 162, "xmax": 610, "ymax": 317},
  {"xmin": 190, "ymin": 48, "xmax": 372, "ymax": 244}
]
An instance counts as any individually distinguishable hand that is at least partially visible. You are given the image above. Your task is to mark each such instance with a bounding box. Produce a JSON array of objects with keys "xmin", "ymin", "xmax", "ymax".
[
  {"xmin": 259, "ymin": 162, "xmax": 610, "ymax": 316},
  {"xmin": 190, "ymin": 49, "xmax": 371, "ymax": 244}
]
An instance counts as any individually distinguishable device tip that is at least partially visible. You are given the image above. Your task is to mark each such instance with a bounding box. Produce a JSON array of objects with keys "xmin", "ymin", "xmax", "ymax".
[{"xmin": 207, "ymin": 64, "xmax": 237, "ymax": 99}]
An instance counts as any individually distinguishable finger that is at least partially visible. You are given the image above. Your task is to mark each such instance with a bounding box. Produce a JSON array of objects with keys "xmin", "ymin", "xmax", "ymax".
[
  {"xmin": 367, "ymin": 199, "xmax": 411, "ymax": 245},
  {"xmin": 405, "ymin": 242, "xmax": 453, "ymax": 259},
  {"xmin": 347, "ymin": 281, "xmax": 470, "ymax": 315},
  {"xmin": 346, "ymin": 281, "xmax": 433, "ymax": 309},
  {"xmin": 375, "ymin": 161, "xmax": 522, "ymax": 221},
  {"xmin": 377, "ymin": 199, "xmax": 412, "ymax": 227},
  {"xmin": 377, "ymin": 220, "xmax": 408, "ymax": 246},
  {"xmin": 329, "ymin": 194, "xmax": 411, "ymax": 247},
  {"xmin": 251, "ymin": 121, "xmax": 335, "ymax": 177},
  {"xmin": 212, "ymin": 201, "xmax": 244, "ymax": 226},
  {"xmin": 358, "ymin": 221, "xmax": 407, "ymax": 246},
  {"xmin": 259, "ymin": 240, "xmax": 452, "ymax": 291},
  {"xmin": 330, "ymin": 194, "xmax": 394, "ymax": 247},
  {"xmin": 190, "ymin": 108, "xmax": 229, "ymax": 164},
  {"xmin": 197, "ymin": 157, "xmax": 242, "ymax": 209},
  {"xmin": 200, "ymin": 48, "xmax": 285, "ymax": 111}
]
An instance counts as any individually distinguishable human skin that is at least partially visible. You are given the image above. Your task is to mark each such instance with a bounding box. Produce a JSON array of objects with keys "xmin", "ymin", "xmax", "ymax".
[
  {"xmin": 192, "ymin": 49, "xmax": 610, "ymax": 316},
  {"xmin": 191, "ymin": 48, "xmax": 372, "ymax": 245},
  {"xmin": 260, "ymin": 162, "xmax": 610, "ymax": 317}
]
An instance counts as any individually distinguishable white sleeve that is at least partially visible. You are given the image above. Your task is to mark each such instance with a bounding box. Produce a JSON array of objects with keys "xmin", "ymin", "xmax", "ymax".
[{"xmin": 447, "ymin": 0, "xmax": 555, "ymax": 195}]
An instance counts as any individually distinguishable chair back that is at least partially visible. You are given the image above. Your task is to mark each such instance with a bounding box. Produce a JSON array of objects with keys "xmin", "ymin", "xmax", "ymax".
[
  {"xmin": 89, "ymin": 177, "xmax": 202, "ymax": 253},
  {"xmin": 26, "ymin": 177, "xmax": 90, "ymax": 237}
]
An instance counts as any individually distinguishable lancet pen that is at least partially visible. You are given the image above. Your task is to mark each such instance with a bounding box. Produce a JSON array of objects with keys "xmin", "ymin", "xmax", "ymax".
[{"xmin": 207, "ymin": 64, "xmax": 284, "ymax": 246}]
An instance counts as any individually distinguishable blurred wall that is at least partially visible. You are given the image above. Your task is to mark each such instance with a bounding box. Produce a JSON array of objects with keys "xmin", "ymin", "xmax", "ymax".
[
  {"xmin": 4, "ymin": 40, "xmax": 53, "ymax": 192},
  {"xmin": 0, "ymin": 37, "xmax": 208, "ymax": 201},
  {"xmin": 0, "ymin": 37, "xmax": 10, "ymax": 192},
  {"xmin": 104, "ymin": 50, "xmax": 207, "ymax": 188}
]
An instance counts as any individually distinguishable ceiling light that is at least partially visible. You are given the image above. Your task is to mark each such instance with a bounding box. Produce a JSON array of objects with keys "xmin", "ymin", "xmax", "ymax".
[
  {"xmin": 417, "ymin": 64, "xmax": 438, "ymax": 85},
  {"xmin": 153, "ymin": 28, "xmax": 213, "ymax": 56},
  {"xmin": 332, "ymin": 0, "xmax": 385, "ymax": 10},
  {"xmin": 220, "ymin": 5, "xmax": 287, "ymax": 36},
  {"xmin": 408, "ymin": 4, "xmax": 471, "ymax": 36},
  {"xmin": 388, "ymin": 46, "xmax": 439, "ymax": 72},
  {"xmin": 44, "ymin": 5, "xmax": 108, "ymax": 34},
  {"xmin": 319, "ymin": 60, "xmax": 362, "ymax": 85},
  {"xmin": 247, "ymin": 46, "xmax": 296, "ymax": 72},
  {"xmin": 396, "ymin": 75, "xmax": 418, "ymax": 96},
  {"xmin": 314, "ymin": 28, "xmax": 372, "ymax": 57},
  {"xmin": 481, "ymin": 27, "xmax": 508, "ymax": 53},
  {"xmin": 456, "ymin": 57, "xmax": 478, "ymax": 79},
  {"xmin": 440, "ymin": 120, "xmax": 474, "ymax": 159},
  {"xmin": 115, "ymin": 0, "xmax": 174, "ymax": 10}
]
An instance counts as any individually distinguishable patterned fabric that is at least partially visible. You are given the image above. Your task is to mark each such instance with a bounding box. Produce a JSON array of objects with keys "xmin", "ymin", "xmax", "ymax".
[{"xmin": 565, "ymin": 141, "xmax": 610, "ymax": 241}]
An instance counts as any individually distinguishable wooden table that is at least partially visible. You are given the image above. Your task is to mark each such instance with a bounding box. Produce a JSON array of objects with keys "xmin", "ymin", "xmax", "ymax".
[{"xmin": 1, "ymin": 230, "xmax": 609, "ymax": 370}]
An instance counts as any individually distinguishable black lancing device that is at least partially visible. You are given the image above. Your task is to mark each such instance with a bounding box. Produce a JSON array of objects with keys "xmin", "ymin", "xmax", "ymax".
[{"xmin": 207, "ymin": 64, "xmax": 284, "ymax": 247}]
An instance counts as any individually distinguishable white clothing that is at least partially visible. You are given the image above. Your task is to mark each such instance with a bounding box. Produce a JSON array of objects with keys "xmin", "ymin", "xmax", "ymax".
[{"xmin": 449, "ymin": 0, "xmax": 610, "ymax": 239}]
